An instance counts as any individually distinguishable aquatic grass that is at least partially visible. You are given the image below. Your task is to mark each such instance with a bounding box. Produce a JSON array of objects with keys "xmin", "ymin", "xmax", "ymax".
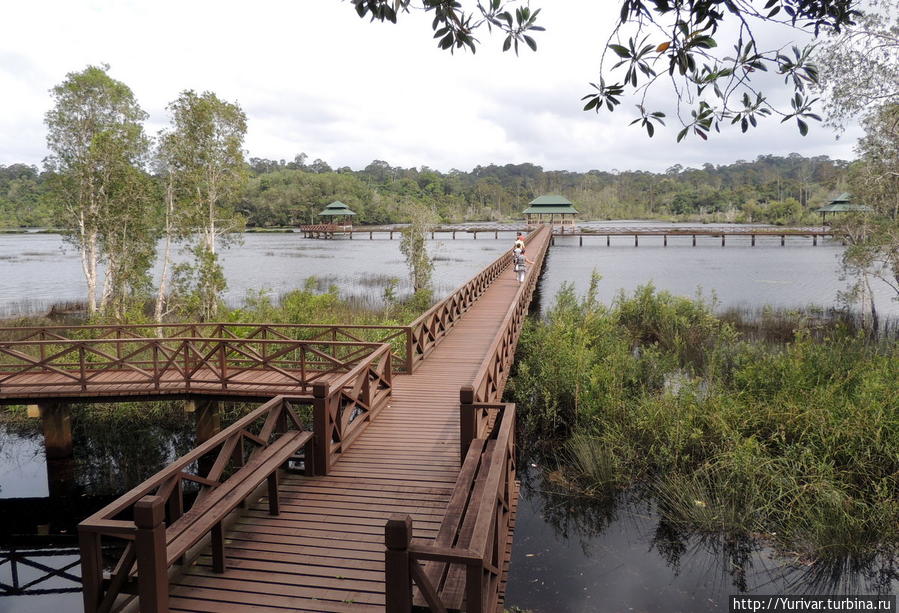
[{"xmin": 510, "ymin": 279, "xmax": 899, "ymax": 564}]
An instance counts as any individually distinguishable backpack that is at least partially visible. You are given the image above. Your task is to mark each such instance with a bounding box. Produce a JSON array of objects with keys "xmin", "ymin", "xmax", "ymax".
[{"xmin": 513, "ymin": 252, "xmax": 525, "ymax": 272}]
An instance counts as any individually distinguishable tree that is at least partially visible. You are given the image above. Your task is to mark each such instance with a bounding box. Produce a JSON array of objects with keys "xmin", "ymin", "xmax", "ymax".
[
  {"xmin": 351, "ymin": 0, "xmax": 859, "ymax": 139},
  {"xmin": 44, "ymin": 64, "xmax": 154, "ymax": 315},
  {"xmin": 157, "ymin": 91, "xmax": 248, "ymax": 321},
  {"xmin": 399, "ymin": 204, "xmax": 438, "ymax": 298},
  {"xmin": 815, "ymin": 0, "xmax": 899, "ymax": 131},
  {"xmin": 836, "ymin": 103, "xmax": 899, "ymax": 330}
]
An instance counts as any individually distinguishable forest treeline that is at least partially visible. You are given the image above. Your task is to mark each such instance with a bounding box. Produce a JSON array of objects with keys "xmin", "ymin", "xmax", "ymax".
[{"xmin": 0, "ymin": 152, "xmax": 849, "ymax": 229}]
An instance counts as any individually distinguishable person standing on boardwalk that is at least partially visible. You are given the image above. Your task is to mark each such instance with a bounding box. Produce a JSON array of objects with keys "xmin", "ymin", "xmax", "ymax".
[{"xmin": 513, "ymin": 247, "xmax": 534, "ymax": 283}]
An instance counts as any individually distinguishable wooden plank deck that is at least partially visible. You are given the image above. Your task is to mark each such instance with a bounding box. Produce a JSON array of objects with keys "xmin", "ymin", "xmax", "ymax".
[
  {"xmin": 165, "ymin": 232, "xmax": 549, "ymax": 611},
  {"xmin": 0, "ymin": 368, "xmax": 332, "ymax": 403}
]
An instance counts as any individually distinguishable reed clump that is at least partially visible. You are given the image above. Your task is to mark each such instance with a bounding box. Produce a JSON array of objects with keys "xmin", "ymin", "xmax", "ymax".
[{"xmin": 509, "ymin": 276, "xmax": 899, "ymax": 563}]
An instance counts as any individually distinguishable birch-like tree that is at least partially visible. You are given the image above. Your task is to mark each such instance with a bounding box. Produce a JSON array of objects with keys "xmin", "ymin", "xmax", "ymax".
[
  {"xmin": 45, "ymin": 65, "xmax": 152, "ymax": 314},
  {"xmin": 156, "ymin": 91, "xmax": 247, "ymax": 321}
]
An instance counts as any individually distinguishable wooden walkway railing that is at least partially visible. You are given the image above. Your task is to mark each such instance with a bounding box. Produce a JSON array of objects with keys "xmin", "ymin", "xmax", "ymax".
[{"xmin": 6, "ymin": 225, "xmax": 555, "ymax": 613}]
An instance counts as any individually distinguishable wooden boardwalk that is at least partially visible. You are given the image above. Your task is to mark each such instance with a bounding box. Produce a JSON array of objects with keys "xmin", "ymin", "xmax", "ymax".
[
  {"xmin": 0, "ymin": 225, "xmax": 552, "ymax": 613},
  {"xmin": 166, "ymin": 265, "xmax": 533, "ymax": 612}
]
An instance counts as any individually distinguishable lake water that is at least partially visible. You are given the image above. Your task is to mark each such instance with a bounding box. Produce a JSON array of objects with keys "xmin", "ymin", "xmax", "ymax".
[
  {"xmin": 1, "ymin": 223, "xmax": 897, "ymax": 318},
  {"xmin": 1, "ymin": 224, "xmax": 897, "ymax": 612}
]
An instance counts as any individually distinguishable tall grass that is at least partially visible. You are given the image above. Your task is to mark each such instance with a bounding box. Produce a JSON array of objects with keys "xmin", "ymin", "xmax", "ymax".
[{"xmin": 509, "ymin": 276, "xmax": 899, "ymax": 563}]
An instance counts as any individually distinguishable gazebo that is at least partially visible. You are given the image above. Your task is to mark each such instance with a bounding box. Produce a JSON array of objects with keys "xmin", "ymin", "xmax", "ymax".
[
  {"xmin": 318, "ymin": 201, "xmax": 356, "ymax": 230},
  {"xmin": 522, "ymin": 194, "xmax": 578, "ymax": 233},
  {"xmin": 814, "ymin": 193, "xmax": 873, "ymax": 224}
]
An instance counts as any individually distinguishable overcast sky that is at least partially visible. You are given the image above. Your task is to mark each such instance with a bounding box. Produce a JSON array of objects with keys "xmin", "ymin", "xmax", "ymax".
[{"xmin": 0, "ymin": 0, "xmax": 863, "ymax": 173}]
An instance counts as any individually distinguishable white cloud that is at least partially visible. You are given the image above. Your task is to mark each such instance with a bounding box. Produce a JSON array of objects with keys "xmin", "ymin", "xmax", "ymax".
[{"xmin": 0, "ymin": 0, "xmax": 860, "ymax": 173}]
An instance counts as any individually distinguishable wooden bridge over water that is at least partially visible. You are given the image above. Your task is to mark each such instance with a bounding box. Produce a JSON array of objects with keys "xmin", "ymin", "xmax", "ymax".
[
  {"xmin": 0, "ymin": 226, "xmax": 552, "ymax": 613},
  {"xmin": 298, "ymin": 223, "xmax": 835, "ymax": 247}
]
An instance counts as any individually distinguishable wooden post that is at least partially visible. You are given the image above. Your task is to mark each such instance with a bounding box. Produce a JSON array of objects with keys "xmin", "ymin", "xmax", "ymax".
[
  {"xmin": 634, "ymin": 234, "xmax": 638, "ymax": 247},
  {"xmin": 781, "ymin": 235, "xmax": 785, "ymax": 246},
  {"xmin": 460, "ymin": 385, "xmax": 476, "ymax": 461},
  {"xmin": 721, "ymin": 234, "xmax": 726, "ymax": 247},
  {"xmin": 211, "ymin": 522, "xmax": 226, "ymax": 573},
  {"xmin": 385, "ymin": 515, "xmax": 413, "ymax": 613},
  {"xmin": 494, "ymin": 230, "xmax": 498, "ymax": 239},
  {"xmin": 606, "ymin": 235, "xmax": 610, "ymax": 247},
  {"xmin": 473, "ymin": 232, "xmax": 477, "ymax": 240},
  {"xmin": 40, "ymin": 403, "xmax": 72, "ymax": 460},
  {"xmin": 751, "ymin": 234, "xmax": 756, "ymax": 247},
  {"xmin": 813, "ymin": 234, "xmax": 817, "ymax": 246},
  {"xmin": 313, "ymin": 382, "xmax": 330, "ymax": 476},
  {"xmin": 78, "ymin": 530, "xmax": 103, "ymax": 613},
  {"xmin": 663, "ymin": 235, "xmax": 667, "ymax": 247},
  {"xmin": 452, "ymin": 231, "xmax": 456, "ymax": 239},
  {"xmin": 466, "ymin": 562, "xmax": 485, "ymax": 613},
  {"xmin": 692, "ymin": 234, "xmax": 696, "ymax": 247},
  {"xmin": 134, "ymin": 495, "xmax": 168, "ymax": 613},
  {"xmin": 370, "ymin": 231, "xmax": 373, "ymax": 239},
  {"xmin": 579, "ymin": 235, "xmax": 583, "ymax": 246},
  {"xmin": 267, "ymin": 471, "xmax": 280, "ymax": 515},
  {"xmin": 390, "ymin": 231, "xmax": 393, "ymax": 240}
]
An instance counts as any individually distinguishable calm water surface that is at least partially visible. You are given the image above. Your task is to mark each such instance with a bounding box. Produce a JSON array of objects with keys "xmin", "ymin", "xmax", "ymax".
[
  {"xmin": 1, "ymin": 224, "xmax": 896, "ymax": 612},
  {"xmin": 1, "ymin": 224, "xmax": 897, "ymax": 317}
]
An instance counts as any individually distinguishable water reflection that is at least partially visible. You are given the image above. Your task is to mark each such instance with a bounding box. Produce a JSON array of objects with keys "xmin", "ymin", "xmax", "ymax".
[
  {"xmin": 0, "ymin": 403, "xmax": 208, "ymax": 612},
  {"xmin": 506, "ymin": 465, "xmax": 898, "ymax": 613}
]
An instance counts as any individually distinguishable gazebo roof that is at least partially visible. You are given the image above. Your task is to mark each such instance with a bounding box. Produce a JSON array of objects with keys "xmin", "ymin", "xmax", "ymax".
[
  {"xmin": 522, "ymin": 194, "xmax": 578, "ymax": 215},
  {"xmin": 814, "ymin": 192, "xmax": 872, "ymax": 213},
  {"xmin": 814, "ymin": 203, "xmax": 873, "ymax": 213},
  {"xmin": 318, "ymin": 201, "xmax": 356, "ymax": 216}
]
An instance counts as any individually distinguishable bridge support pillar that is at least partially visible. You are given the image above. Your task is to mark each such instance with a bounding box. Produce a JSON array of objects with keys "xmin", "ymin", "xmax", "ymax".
[
  {"xmin": 40, "ymin": 403, "xmax": 72, "ymax": 460},
  {"xmin": 190, "ymin": 399, "xmax": 221, "ymax": 444}
]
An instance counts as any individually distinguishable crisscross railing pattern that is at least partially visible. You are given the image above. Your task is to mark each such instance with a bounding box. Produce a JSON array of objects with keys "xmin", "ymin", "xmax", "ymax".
[
  {"xmin": 0, "ymin": 337, "xmax": 384, "ymax": 398},
  {"xmin": 78, "ymin": 395, "xmax": 314, "ymax": 613}
]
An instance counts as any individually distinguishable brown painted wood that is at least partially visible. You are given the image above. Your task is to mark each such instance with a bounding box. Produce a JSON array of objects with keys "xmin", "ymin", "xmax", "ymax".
[{"xmin": 68, "ymin": 227, "xmax": 549, "ymax": 613}]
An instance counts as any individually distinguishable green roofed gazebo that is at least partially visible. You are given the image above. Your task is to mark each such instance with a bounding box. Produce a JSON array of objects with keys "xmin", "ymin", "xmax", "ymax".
[
  {"xmin": 814, "ymin": 193, "xmax": 873, "ymax": 224},
  {"xmin": 318, "ymin": 201, "xmax": 356, "ymax": 229},
  {"xmin": 522, "ymin": 194, "xmax": 578, "ymax": 233}
]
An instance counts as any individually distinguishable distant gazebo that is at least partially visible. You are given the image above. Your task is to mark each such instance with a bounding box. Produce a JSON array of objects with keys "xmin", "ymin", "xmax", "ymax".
[
  {"xmin": 814, "ymin": 193, "xmax": 873, "ymax": 224},
  {"xmin": 318, "ymin": 201, "xmax": 356, "ymax": 229},
  {"xmin": 522, "ymin": 194, "xmax": 578, "ymax": 233}
]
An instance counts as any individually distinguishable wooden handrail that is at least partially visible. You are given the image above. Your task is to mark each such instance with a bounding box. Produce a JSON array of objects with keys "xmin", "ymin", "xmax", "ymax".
[
  {"xmin": 385, "ymin": 404, "xmax": 517, "ymax": 613},
  {"xmin": 0, "ymin": 337, "xmax": 386, "ymax": 397},
  {"xmin": 0, "ymin": 323, "xmax": 414, "ymax": 373},
  {"xmin": 78, "ymin": 395, "xmax": 315, "ymax": 613}
]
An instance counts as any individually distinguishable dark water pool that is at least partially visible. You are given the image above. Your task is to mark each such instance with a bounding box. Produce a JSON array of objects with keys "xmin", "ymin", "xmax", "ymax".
[{"xmin": 505, "ymin": 466, "xmax": 898, "ymax": 613}]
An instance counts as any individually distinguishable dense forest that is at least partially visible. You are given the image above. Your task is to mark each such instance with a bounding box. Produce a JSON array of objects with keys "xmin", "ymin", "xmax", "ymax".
[{"xmin": 0, "ymin": 152, "xmax": 850, "ymax": 229}]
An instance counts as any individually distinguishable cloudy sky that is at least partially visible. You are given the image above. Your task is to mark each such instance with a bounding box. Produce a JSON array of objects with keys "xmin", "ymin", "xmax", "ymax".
[{"xmin": 0, "ymin": 0, "xmax": 863, "ymax": 173}]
